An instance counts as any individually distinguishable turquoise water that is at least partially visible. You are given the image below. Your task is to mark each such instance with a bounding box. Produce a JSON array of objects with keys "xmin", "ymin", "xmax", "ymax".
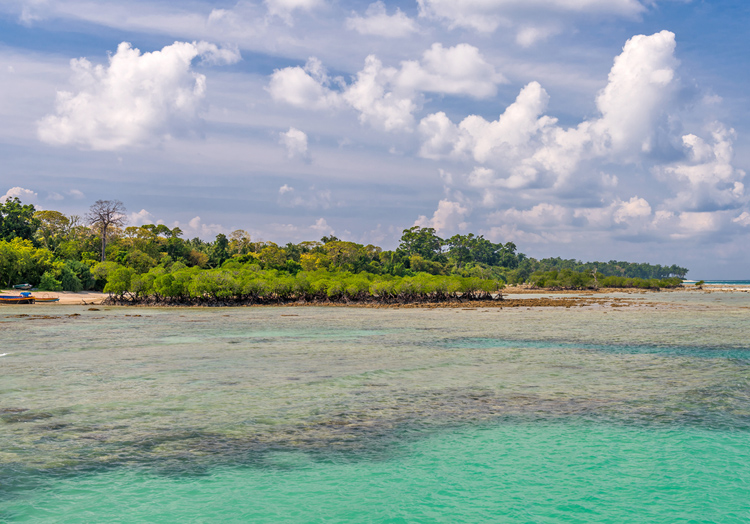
[
  {"xmin": 443, "ymin": 337, "xmax": 750, "ymax": 360},
  {"xmin": 1, "ymin": 293, "xmax": 749, "ymax": 522},
  {"xmin": 4, "ymin": 423, "xmax": 749, "ymax": 523}
]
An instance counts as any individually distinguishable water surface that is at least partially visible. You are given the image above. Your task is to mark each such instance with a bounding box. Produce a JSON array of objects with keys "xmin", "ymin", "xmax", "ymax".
[{"xmin": 1, "ymin": 292, "xmax": 748, "ymax": 522}]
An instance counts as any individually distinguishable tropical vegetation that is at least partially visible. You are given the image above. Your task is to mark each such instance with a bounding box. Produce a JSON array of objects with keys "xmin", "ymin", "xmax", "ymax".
[{"xmin": 0, "ymin": 198, "xmax": 688, "ymax": 302}]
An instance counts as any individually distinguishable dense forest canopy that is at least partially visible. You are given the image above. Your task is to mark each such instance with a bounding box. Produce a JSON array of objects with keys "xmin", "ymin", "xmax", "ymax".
[{"xmin": 0, "ymin": 199, "xmax": 688, "ymax": 294}]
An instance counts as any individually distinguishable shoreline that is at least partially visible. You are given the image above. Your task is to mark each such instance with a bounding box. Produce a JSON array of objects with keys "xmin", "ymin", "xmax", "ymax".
[
  {"xmin": 3, "ymin": 284, "xmax": 747, "ymax": 308},
  {"xmin": 0, "ymin": 290, "xmax": 107, "ymax": 305}
]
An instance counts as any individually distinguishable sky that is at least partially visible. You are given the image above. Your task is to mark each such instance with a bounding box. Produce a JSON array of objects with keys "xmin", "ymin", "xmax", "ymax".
[{"xmin": 0, "ymin": 0, "xmax": 748, "ymax": 278}]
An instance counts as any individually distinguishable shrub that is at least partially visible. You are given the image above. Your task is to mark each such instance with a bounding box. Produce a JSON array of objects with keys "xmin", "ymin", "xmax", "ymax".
[
  {"xmin": 104, "ymin": 267, "xmax": 133, "ymax": 295},
  {"xmin": 60, "ymin": 265, "xmax": 83, "ymax": 292},
  {"xmin": 38, "ymin": 271, "xmax": 62, "ymax": 291}
]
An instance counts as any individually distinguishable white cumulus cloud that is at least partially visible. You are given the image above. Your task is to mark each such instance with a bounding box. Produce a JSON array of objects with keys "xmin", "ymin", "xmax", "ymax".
[
  {"xmin": 280, "ymin": 127, "xmax": 310, "ymax": 159},
  {"xmin": 612, "ymin": 196, "xmax": 652, "ymax": 224},
  {"xmin": 310, "ymin": 217, "xmax": 334, "ymax": 235},
  {"xmin": 1, "ymin": 186, "xmax": 38, "ymax": 203},
  {"xmin": 420, "ymin": 81, "xmax": 551, "ymax": 164},
  {"xmin": 346, "ymin": 1, "xmax": 418, "ymax": 38},
  {"xmin": 419, "ymin": 31, "xmax": 679, "ymax": 188},
  {"xmin": 269, "ymin": 43, "xmax": 504, "ymax": 132},
  {"xmin": 268, "ymin": 58, "xmax": 342, "ymax": 110},
  {"xmin": 178, "ymin": 216, "xmax": 225, "ymax": 239},
  {"xmin": 410, "ymin": 30, "xmax": 750, "ymax": 244},
  {"xmin": 398, "ymin": 43, "xmax": 507, "ymax": 98},
  {"xmin": 414, "ymin": 199, "xmax": 470, "ymax": 233},
  {"xmin": 659, "ymin": 124, "xmax": 746, "ymax": 212},
  {"xmin": 128, "ymin": 209, "xmax": 156, "ymax": 226},
  {"xmin": 38, "ymin": 40, "xmax": 240, "ymax": 151},
  {"xmin": 341, "ymin": 55, "xmax": 418, "ymax": 131}
]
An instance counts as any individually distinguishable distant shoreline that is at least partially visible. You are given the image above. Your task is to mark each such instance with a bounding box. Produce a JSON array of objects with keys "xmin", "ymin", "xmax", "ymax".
[{"xmin": 4, "ymin": 284, "xmax": 748, "ymax": 308}]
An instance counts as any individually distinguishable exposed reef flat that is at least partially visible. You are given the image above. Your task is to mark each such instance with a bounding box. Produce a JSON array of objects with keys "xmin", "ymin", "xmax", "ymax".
[{"xmin": 2, "ymin": 293, "xmax": 749, "ymax": 473}]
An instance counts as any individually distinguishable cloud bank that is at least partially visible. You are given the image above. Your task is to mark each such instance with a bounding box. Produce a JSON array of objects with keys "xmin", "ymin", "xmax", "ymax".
[
  {"xmin": 412, "ymin": 31, "xmax": 747, "ymax": 241},
  {"xmin": 269, "ymin": 43, "xmax": 505, "ymax": 132}
]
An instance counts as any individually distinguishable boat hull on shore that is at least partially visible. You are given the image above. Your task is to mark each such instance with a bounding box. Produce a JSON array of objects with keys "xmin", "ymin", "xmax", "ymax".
[
  {"xmin": 0, "ymin": 295, "xmax": 35, "ymax": 304},
  {"xmin": 33, "ymin": 297, "xmax": 60, "ymax": 303}
]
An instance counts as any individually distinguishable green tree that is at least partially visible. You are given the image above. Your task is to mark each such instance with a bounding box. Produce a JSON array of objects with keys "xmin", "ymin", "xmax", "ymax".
[
  {"xmin": 38, "ymin": 271, "xmax": 63, "ymax": 291},
  {"xmin": 104, "ymin": 267, "xmax": 134, "ymax": 296},
  {"xmin": 33, "ymin": 210, "xmax": 70, "ymax": 251},
  {"xmin": 0, "ymin": 198, "xmax": 39, "ymax": 242},
  {"xmin": 398, "ymin": 226, "xmax": 444, "ymax": 260},
  {"xmin": 0, "ymin": 238, "xmax": 54, "ymax": 286},
  {"xmin": 258, "ymin": 244, "xmax": 286, "ymax": 268},
  {"xmin": 210, "ymin": 233, "xmax": 230, "ymax": 267},
  {"xmin": 229, "ymin": 230, "xmax": 252, "ymax": 255},
  {"xmin": 497, "ymin": 242, "xmax": 519, "ymax": 268},
  {"xmin": 60, "ymin": 265, "xmax": 84, "ymax": 292},
  {"xmin": 445, "ymin": 234, "xmax": 475, "ymax": 268}
]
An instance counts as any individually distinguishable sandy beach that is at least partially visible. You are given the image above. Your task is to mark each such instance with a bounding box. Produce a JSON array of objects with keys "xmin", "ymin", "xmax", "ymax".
[{"xmin": 0, "ymin": 290, "xmax": 108, "ymax": 305}]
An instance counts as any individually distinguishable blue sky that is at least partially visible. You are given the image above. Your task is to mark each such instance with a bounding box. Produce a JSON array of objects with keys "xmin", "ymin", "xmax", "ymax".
[{"xmin": 1, "ymin": 0, "xmax": 749, "ymax": 277}]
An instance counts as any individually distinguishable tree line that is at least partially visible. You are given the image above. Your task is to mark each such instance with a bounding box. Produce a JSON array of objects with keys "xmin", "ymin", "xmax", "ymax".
[{"xmin": 0, "ymin": 198, "xmax": 688, "ymax": 296}]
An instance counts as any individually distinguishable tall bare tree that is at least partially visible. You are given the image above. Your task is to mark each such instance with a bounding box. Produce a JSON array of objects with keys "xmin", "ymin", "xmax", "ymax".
[{"xmin": 86, "ymin": 200, "xmax": 126, "ymax": 261}]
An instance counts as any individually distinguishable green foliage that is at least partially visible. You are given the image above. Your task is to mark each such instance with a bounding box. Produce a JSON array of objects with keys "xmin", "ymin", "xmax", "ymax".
[
  {"xmin": 129, "ymin": 272, "xmax": 154, "ymax": 297},
  {"xmin": 111, "ymin": 266, "xmax": 505, "ymax": 303},
  {"xmin": 530, "ymin": 270, "xmax": 683, "ymax": 290},
  {"xmin": 104, "ymin": 267, "xmax": 133, "ymax": 295},
  {"xmin": 0, "ymin": 199, "xmax": 691, "ymax": 296},
  {"xmin": 126, "ymin": 249, "xmax": 157, "ymax": 274},
  {"xmin": 0, "ymin": 238, "xmax": 54, "ymax": 287},
  {"xmin": 399, "ymin": 226, "xmax": 444, "ymax": 261},
  {"xmin": 81, "ymin": 251, "xmax": 100, "ymax": 266},
  {"xmin": 210, "ymin": 233, "xmax": 230, "ymax": 267},
  {"xmin": 38, "ymin": 271, "xmax": 63, "ymax": 291},
  {"xmin": 409, "ymin": 254, "xmax": 445, "ymax": 275},
  {"xmin": 0, "ymin": 198, "xmax": 39, "ymax": 243},
  {"xmin": 91, "ymin": 261, "xmax": 120, "ymax": 280},
  {"xmin": 63, "ymin": 260, "xmax": 94, "ymax": 290},
  {"xmin": 530, "ymin": 257, "xmax": 687, "ymax": 280},
  {"xmin": 445, "ymin": 234, "xmax": 519, "ymax": 269},
  {"xmin": 60, "ymin": 265, "xmax": 83, "ymax": 292},
  {"xmin": 33, "ymin": 210, "xmax": 70, "ymax": 251}
]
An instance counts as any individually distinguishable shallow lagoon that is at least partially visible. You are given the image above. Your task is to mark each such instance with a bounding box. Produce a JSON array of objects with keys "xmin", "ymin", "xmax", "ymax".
[{"xmin": 2, "ymin": 291, "xmax": 749, "ymax": 522}]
